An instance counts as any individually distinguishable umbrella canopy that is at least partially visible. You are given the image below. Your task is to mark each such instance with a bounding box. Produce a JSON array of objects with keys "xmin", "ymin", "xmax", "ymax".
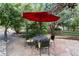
[{"xmin": 23, "ymin": 12, "xmax": 60, "ymax": 22}]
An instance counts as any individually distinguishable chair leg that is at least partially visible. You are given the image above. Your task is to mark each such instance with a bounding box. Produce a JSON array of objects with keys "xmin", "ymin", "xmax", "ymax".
[
  {"xmin": 39, "ymin": 48, "xmax": 41, "ymax": 56},
  {"xmin": 48, "ymin": 46, "xmax": 50, "ymax": 56}
]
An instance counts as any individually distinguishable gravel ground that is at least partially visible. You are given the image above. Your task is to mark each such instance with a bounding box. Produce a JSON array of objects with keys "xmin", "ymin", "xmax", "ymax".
[
  {"xmin": 0, "ymin": 27, "xmax": 6, "ymax": 56},
  {"xmin": 0, "ymin": 40, "xmax": 6, "ymax": 56}
]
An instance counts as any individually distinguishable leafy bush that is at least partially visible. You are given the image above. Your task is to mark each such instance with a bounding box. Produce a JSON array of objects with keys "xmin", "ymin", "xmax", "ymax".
[{"xmin": 25, "ymin": 22, "xmax": 48, "ymax": 39}]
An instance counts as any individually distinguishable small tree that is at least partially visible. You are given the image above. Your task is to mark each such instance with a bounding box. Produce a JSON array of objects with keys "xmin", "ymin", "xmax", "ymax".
[
  {"xmin": 70, "ymin": 17, "xmax": 79, "ymax": 31},
  {"xmin": 0, "ymin": 4, "xmax": 14, "ymax": 41},
  {"xmin": 0, "ymin": 3, "xmax": 23, "ymax": 41}
]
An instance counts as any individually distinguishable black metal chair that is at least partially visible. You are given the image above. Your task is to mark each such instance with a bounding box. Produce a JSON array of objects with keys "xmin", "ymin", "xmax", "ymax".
[{"xmin": 33, "ymin": 37, "xmax": 50, "ymax": 56}]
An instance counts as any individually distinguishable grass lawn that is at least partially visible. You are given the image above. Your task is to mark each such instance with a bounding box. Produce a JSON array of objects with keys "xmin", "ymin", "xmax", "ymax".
[{"xmin": 63, "ymin": 31, "xmax": 79, "ymax": 36}]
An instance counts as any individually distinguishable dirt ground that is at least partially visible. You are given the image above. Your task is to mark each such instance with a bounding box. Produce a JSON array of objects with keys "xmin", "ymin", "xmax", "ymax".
[
  {"xmin": 7, "ymin": 34, "xmax": 79, "ymax": 56},
  {"xmin": 1, "ymin": 27, "xmax": 79, "ymax": 56}
]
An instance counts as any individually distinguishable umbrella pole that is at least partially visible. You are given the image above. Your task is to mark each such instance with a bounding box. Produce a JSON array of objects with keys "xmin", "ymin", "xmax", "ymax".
[
  {"xmin": 51, "ymin": 22, "xmax": 56, "ymax": 55},
  {"xmin": 39, "ymin": 22, "xmax": 42, "ymax": 34},
  {"xmin": 38, "ymin": 22, "xmax": 42, "ymax": 56},
  {"xmin": 48, "ymin": 46, "xmax": 50, "ymax": 56}
]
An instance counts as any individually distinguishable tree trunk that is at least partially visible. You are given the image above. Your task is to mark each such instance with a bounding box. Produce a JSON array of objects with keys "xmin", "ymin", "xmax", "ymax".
[
  {"xmin": 72, "ymin": 28, "xmax": 76, "ymax": 31},
  {"xmin": 4, "ymin": 27, "xmax": 8, "ymax": 42},
  {"xmin": 14, "ymin": 28, "xmax": 20, "ymax": 34},
  {"xmin": 67, "ymin": 27, "xmax": 70, "ymax": 31},
  {"xmin": 25, "ymin": 23, "xmax": 29, "ymax": 40}
]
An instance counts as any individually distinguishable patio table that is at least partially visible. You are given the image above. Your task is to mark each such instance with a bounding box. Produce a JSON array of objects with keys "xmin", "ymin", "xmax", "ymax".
[{"xmin": 33, "ymin": 35, "xmax": 50, "ymax": 55}]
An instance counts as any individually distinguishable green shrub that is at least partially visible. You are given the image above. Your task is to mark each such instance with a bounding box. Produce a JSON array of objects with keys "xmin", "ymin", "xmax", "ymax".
[{"xmin": 25, "ymin": 22, "xmax": 48, "ymax": 39}]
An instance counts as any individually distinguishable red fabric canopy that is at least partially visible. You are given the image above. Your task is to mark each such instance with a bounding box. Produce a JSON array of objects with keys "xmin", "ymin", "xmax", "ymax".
[{"xmin": 23, "ymin": 12, "xmax": 60, "ymax": 22}]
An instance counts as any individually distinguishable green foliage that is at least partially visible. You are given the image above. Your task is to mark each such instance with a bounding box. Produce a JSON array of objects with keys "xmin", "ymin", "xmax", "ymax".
[
  {"xmin": 0, "ymin": 4, "xmax": 13, "ymax": 27},
  {"xmin": 0, "ymin": 3, "xmax": 24, "ymax": 33},
  {"xmin": 25, "ymin": 22, "xmax": 48, "ymax": 39},
  {"xmin": 0, "ymin": 3, "xmax": 79, "ymax": 38},
  {"xmin": 57, "ymin": 4, "xmax": 79, "ymax": 31},
  {"xmin": 69, "ymin": 17, "xmax": 79, "ymax": 31}
]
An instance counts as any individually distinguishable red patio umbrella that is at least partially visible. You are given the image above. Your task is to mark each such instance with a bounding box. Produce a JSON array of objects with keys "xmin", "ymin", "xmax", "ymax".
[
  {"xmin": 22, "ymin": 12, "xmax": 60, "ymax": 55},
  {"xmin": 23, "ymin": 12, "xmax": 60, "ymax": 22}
]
